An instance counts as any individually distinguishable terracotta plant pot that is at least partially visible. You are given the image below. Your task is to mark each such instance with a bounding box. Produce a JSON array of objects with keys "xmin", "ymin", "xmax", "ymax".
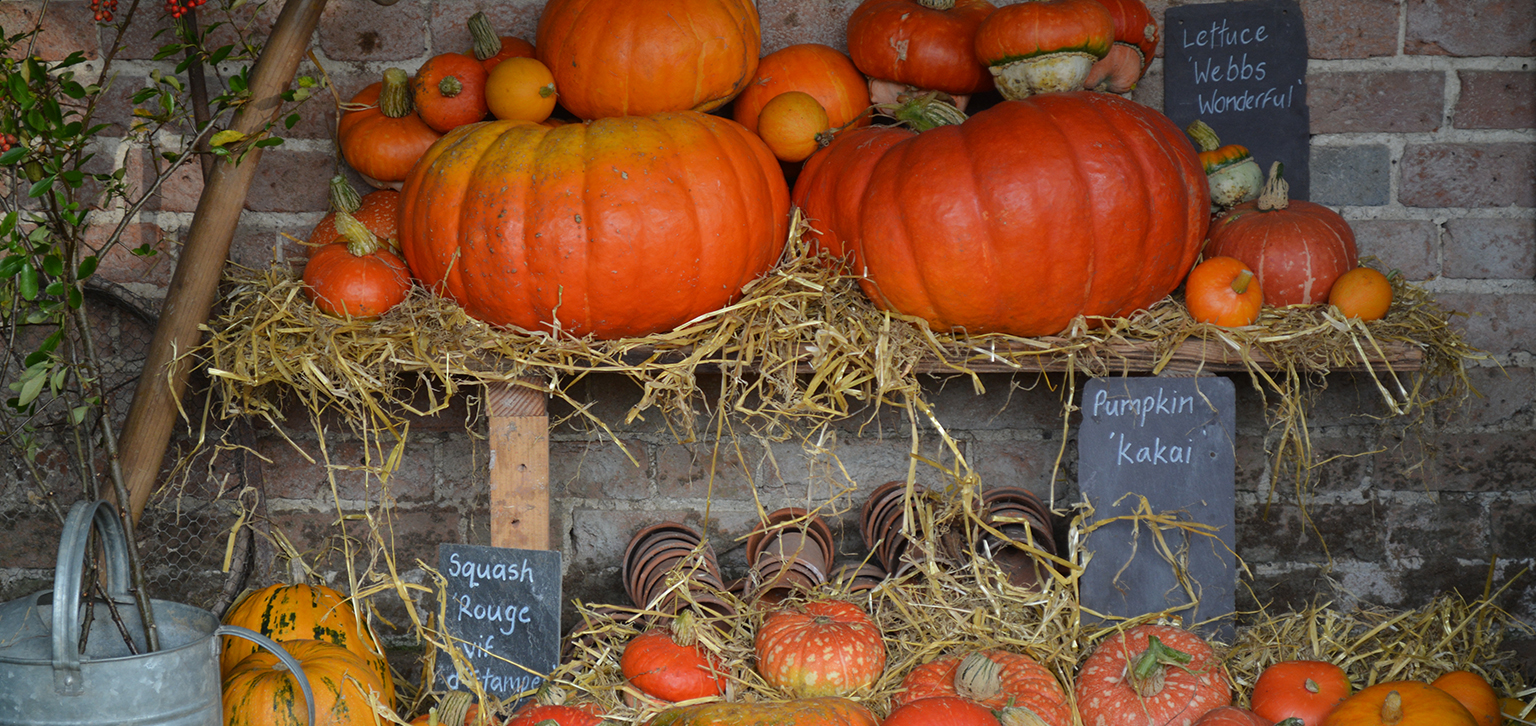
[{"xmin": 745, "ymin": 507, "xmax": 835, "ymax": 573}]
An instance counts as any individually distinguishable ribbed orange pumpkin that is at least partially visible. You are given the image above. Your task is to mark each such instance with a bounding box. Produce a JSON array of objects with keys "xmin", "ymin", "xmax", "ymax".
[
  {"xmin": 534, "ymin": 0, "xmax": 760, "ymax": 120},
  {"xmin": 732, "ymin": 43, "xmax": 872, "ymax": 135},
  {"xmin": 803, "ymin": 91, "xmax": 1207, "ymax": 337},
  {"xmin": 894, "ymin": 650, "xmax": 1070, "ymax": 724},
  {"xmin": 1323, "ymin": 681, "xmax": 1477, "ymax": 726},
  {"xmin": 222, "ymin": 639, "xmax": 386, "ymax": 726},
  {"xmin": 1205, "ymin": 162, "xmax": 1358, "ymax": 307},
  {"xmin": 303, "ymin": 210, "xmax": 412, "ymax": 318},
  {"xmin": 1251, "ymin": 659, "xmax": 1352, "ymax": 726},
  {"xmin": 973, "ymin": 0, "xmax": 1115, "ymax": 98},
  {"xmin": 399, "ymin": 113, "xmax": 789, "ymax": 338},
  {"xmin": 1075, "ymin": 625, "xmax": 1232, "ymax": 726},
  {"xmin": 754, "ymin": 599, "xmax": 886, "ymax": 697},
  {"xmin": 220, "ymin": 584, "xmax": 394, "ymax": 709},
  {"xmin": 338, "ymin": 69, "xmax": 442, "ymax": 190},
  {"xmin": 847, "ymin": 0, "xmax": 998, "ymax": 97}
]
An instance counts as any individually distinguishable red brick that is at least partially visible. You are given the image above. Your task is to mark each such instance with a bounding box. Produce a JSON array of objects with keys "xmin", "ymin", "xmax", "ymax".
[
  {"xmin": 317, "ymin": 0, "xmax": 430, "ymax": 62},
  {"xmin": 229, "ymin": 216, "xmax": 317, "ymax": 269},
  {"xmin": 0, "ymin": 1, "xmax": 99, "ymax": 60},
  {"xmin": 1455, "ymin": 71, "xmax": 1536, "ymax": 130},
  {"xmin": 1443, "ymin": 217, "xmax": 1536, "ymax": 279},
  {"xmin": 125, "ymin": 148, "xmax": 204, "ymax": 213},
  {"xmin": 1430, "ymin": 292, "xmax": 1536, "ymax": 356},
  {"xmin": 759, "ymin": 0, "xmax": 862, "ymax": 54},
  {"xmin": 1351, "ymin": 220, "xmax": 1439, "ymax": 281},
  {"xmin": 89, "ymin": 72, "xmax": 153, "ymax": 137},
  {"xmin": 1308, "ymin": 71, "xmax": 1445, "ymax": 134},
  {"xmin": 1299, "ymin": 0, "xmax": 1402, "ymax": 59},
  {"xmin": 551, "ymin": 439, "xmax": 651, "ymax": 500},
  {"xmin": 1399, "ymin": 143, "xmax": 1536, "ymax": 208},
  {"xmin": 241, "ymin": 148, "xmax": 335, "ymax": 212},
  {"xmin": 85, "ymin": 222, "xmax": 175, "ymax": 287},
  {"xmin": 1406, "ymin": 0, "xmax": 1536, "ymax": 56},
  {"xmin": 427, "ymin": 0, "xmax": 542, "ymax": 57}
]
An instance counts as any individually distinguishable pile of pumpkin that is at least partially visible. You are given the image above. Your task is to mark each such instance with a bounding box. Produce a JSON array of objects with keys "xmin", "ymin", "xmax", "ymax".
[{"xmin": 298, "ymin": 0, "xmax": 1391, "ymax": 349}]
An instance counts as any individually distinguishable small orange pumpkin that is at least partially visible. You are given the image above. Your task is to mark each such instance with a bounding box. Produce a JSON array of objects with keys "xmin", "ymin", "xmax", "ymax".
[
  {"xmin": 222, "ymin": 639, "xmax": 387, "ymax": 726},
  {"xmin": 620, "ymin": 611, "xmax": 728, "ymax": 702},
  {"xmin": 485, "ymin": 57, "xmax": 558, "ymax": 123},
  {"xmin": 413, "ymin": 52, "xmax": 490, "ymax": 133},
  {"xmin": 732, "ymin": 43, "xmax": 871, "ymax": 135},
  {"xmin": 338, "ymin": 68, "xmax": 442, "ymax": 190},
  {"xmin": 303, "ymin": 210, "xmax": 413, "ymax": 318},
  {"xmin": 757, "ymin": 91, "xmax": 831, "ymax": 163},
  {"xmin": 1185, "ymin": 256, "xmax": 1262, "ymax": 327},
  {"xmin": 306, "ymin": 176, "xmax": 399, "ymax": 258},
  {"xmin": 1251, "ymin": 659, "xmax": 1352, "ymax": 726},
  {"xmin": 1328, "ymin": 267, "xmax": 1393, "ymax": 321},
  {"xmin": 754, "ymin": 599, "xmax": 885, "ymax": 698},
  {"xmin": 1323, "ymin": 681, "xmax": 1477, "ymax": 726},
  {"xmin": 1431, "ymin": 671, "xmax": 1502, "ymax": 726}
]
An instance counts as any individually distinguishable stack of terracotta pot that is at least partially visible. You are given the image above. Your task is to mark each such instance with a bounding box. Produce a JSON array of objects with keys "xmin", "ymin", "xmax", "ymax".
[
  {"xmin": 620, "ymin": 522, "xmax": 734, "ymax": 618},
  {"xmin": 860, "ymin": 480, "xmax": 927, "ymax": 578},
  {"xmin": 744, "ymin": 507, "xmax": 835, "ymax": 604},
  {"xmin": 976, "ymin": 486, "xmax": 1058, "ymax": 590}
]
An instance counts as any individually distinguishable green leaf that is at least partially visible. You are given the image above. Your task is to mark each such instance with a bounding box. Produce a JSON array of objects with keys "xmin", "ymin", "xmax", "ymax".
[
  {"xmin": 8, "ymin": 73, "xmax": 33, "ymax": 108},
  {"xmin": 18, "ymin": 262, "xmax": 37, "ymax": 300},
  {"xmin": 153, "ymin": 44, "xmax": 183, "ymax": 61},
  {"xmin": 50, "ymin": 366, "xmax": 67, "ymax": 393},
  {"xmin": 61, "ymin": 81, "xmax": 86, "ymax": 99},
  {"xmin": 44, "ymin": 280, "xmax": 64, "ymax": 297},
  {"xmin": 67, "ymin": 286, "xmax": 82, "ymax": 309},
  {"xmin": 209, "ymin": 45, "xmax": 233, "ymax": 65},
  {"xmin": 24, "ymin": 108, "xmax": 44, "ymax": 132},
  {"xmin": 284, "ymin": 113, "xmax": 300, "ymax": 129},
  {"xmin": 42, "ymin": 254, "xmax": 62, "ymax": 276},
  {"xmin": 209, "ymin": 129, "xmax": 246, "ymax": 147},
  {"xmin": 254, "ymin": 136, "xmax": 284, "ymax": 148},
  {"xmin": 27, "ymin": 176, "xmax": 54, "ymax": 198},
  {"xmin": 0, "ymin": 211, "xmax": 15, "ymax": 237},
  {"xmin": 16, "ymin": 365, "xmax": 47, "ymax": 407},
  {"xmin": 70, "ymin": 405, "xmax": 89, "ymax": 425},
  {"xmin": 59, "ymin": 169, "xmax": 83, "ymax": 187},
  {"xmin": 0, "ymin": 255, "xmax": 23, "ymax": 277},
  {"xmin": 58, "ymin": 51, "xmax": 87, "ymax": 69},
  {"xmin": 0, "ymin": 147, "xmax": 25, "ymax": 165},
  {"xmin": 77, "ymin": 255, "xmax": 98, "ymax": 279}
]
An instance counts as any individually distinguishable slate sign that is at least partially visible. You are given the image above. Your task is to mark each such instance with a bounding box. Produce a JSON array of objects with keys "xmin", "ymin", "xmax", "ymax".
[
  {"xmin": 1078, "ymin": 377, "xmax": 1237, "ymax": 638},
  {"xmin": 436, "ymin": 544, "xmax": 562, "ymax": 703},
  {"xmin": 1164, "ymin": 0, "xmax": 1312, "ymax": 200}
]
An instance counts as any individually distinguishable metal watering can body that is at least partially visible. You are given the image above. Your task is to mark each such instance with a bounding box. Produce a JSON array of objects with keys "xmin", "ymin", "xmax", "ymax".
[{"xmin": 0, "ymin": 501, "xmax": 315, "ymax": 726}]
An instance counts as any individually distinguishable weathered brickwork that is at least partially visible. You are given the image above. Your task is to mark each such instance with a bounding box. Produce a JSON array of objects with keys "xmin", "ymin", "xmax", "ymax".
[{"xmin": 1, "ymin": 0, "xmax": 1531, "ymax": 680}]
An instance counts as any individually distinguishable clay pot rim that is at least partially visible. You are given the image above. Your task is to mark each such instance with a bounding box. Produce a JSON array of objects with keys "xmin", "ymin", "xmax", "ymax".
[
  {"xmin": 746, "ymin": 508, "xmax": 835, "ymax": 569},
  {"xmin": 861, "ymin": 482, "xmax": 917, "ymax": 547}
]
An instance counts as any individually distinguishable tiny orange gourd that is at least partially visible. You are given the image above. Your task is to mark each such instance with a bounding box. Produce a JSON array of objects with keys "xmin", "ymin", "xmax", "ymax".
[
  {"xmin": 1431, "ymin": 671, "xmax": 1502, "ymax": 726},
  {"xmin": 757, "ymin": 91, "xmax": 831, "ymax": 163},
  {"xmin": 485, "ymin": 56, "xmax": 558, "ymax": 123},
  {"xmin": 1328, "ymin": 267, "xmax": 1393, "ymax": 321},
  {"xmin": 1323, "ymin": 681, "xmax": 1477, "ymax": 726},
  {"xmin": 413, "ymin": 52, "xmax": 490, "ymax": 133},
  {"xmin": 1185, "ymin": 256, "xmax": 1263, "ymax": 327},
  {"xmin": 337, "ymin": 68, "xmax": 443, "ymax": 189}
]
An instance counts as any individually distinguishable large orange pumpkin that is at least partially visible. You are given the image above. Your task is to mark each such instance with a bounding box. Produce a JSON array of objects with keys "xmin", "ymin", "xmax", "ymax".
[
  {"xmin": 399, "ymin": 113, "xmax": 789, "ymax": 339},
  {"xmin": 800, "ymin": 91, "xmax": 1207, "ymax": 337},
  {"xmin": 534, "ymin": 0, "xmax": 760, "ymax": 120},
  {"xmin": 847, "ymin": 0, "xmax": 998, "ymax": 97},
  {"xmin": 222, "ymin": 639, "xmax": 387, "ymax": 726},
  {"xmin": 894, "ymin": 650, "xmax": 1070, "ymax": 724},
  {"xmin": 1322, "ymin": 681, "xmax": 1477, "ymax": 726},
  {"xmin": 792, "ymin": 124, "xmax": 916, "ymax": 264},
  {"xmin": 732, "ymin": 43, "xmax": 872, "ymax": 135},
  {"xmin": 220, "ymin": 584, "xmax": 394, "ymax": 709},
  {"xmin": 644, "ymin": 697, "xmax": 879, "ymax": 726}
]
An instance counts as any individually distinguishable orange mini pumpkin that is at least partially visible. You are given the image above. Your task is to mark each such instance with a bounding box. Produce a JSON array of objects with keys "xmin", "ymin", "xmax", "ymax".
[
  {"xmin": 620, "ymin": 611, "xmax": 728, "ymax": 702},
  {"xmin": 1323, "ymin": 681, "xmax": 1477, "ymax": 726},
  {"xmin": 303, "ymin": 210, "xmax": 413, "ymax": 318},
  {"xmin": 894, "ymin": 650, "xmax": 1070, "ymax": 724},
  {"xmin": 1185, "ymin": 256, "xmax": 1263, "ymax": 327},
  {"xmin": 485, "ymin": 57, "xmax": 558, "ymax": 123},
  {"xmin": 338, "ymin": 68, "xmax": 442, "ymax": 189},
  {"xmin": 847, "ymin": 0, "xmax": 998, "ymax": 97},
  {"xmin": 1251, "ymin": 659, "xmax": 1352, "ymax": 726},
  {"xmin": 1431, "ymin": 671, "xmax": 1502, "ymax": 726},
  {"xmin": 757, "ymin": 91, "xmax": 832, "ymax": 163},
  {"xmin": 1328, "ymin": 267, "xmax": 1393, "ymax": 321},
  {"xmin": 732, "ymin": 43, "xmax": 872, "ymax": 135},
  {"xmin": 413, "ymin": 52, "xmax": 490, "ymax": 133}
]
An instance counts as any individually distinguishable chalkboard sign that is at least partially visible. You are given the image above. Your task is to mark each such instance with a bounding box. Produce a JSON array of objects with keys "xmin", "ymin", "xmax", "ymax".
[
  {"xmin": 1164, "ymin": 0, "xmax": 1311, "ymax": 200},
  {"xmin": 1078, "ymin": 377, "xmax": 1237, "ymax": 638},
  {"xmin": 436, "ymin": 544, "xmax": 562, "ymax": 703}
]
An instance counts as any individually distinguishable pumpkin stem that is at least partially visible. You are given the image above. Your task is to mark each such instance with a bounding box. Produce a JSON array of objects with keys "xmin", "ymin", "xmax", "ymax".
[
  {"xmin": 424, "ymin": 707, "xmax": 439, "ymax": 726},
  {"xmin": 1304, "ymin": 678, "xmax": 1320, "ymax": 694},
  {"xmin": 1231, "ymin": 269, "xmax": 1254, "ymax": 295},
  {"xmin": 670, "ymin": 608, "xmax": 698, "ymax": 647},
  {"xmin": 1126, "ymin": 635, "xmax": 1193, "ymax": 698},
  {"xmin": 1185, "ymin": 120, "xmax": 1222, "ymax": 152},
  {"xmin": 997, "ymin": 706, "xmax": 1052, "ymax": 726},
  {"xmin": 437, "ymin": 75, "xmax": 464, "ymax": 98},
  {"xmin": 1275, "ymin": 720, "xmax": 1306, "ymax": 726},
  {"xmin": 955, "ymin": 652, "xmax": 1004, "ymax": 701},
  {"xmin": 328, "ymin": 174, "xmax": 362, "ymax": 214},
  {"xmin": 539, "ymin": 82, "xmax": 557, "ymax": 99},
  {"xmin": 917, "ymin": 0, "xmax": 957, "ymax": 8},
  {"xmin": 334, "ymin": 209, "xmax": 382, "ymax": 257},
  {"xmin": 1256, "ymin": 161, "xmax": 1289, "ymax": 211},
  {"xmin": 437, "ymin": 691, "xmax": 473, "ymax": 726},
  {"xmin": 379, "ymin": 68, "xmax": 415, "ymax": 119},
  {"xmin": 468, "ymin": 12, "xmax": 502, "ymax": 62},
  {"xmin": 880, "ymin": 92, "xmax": 968, "ymax": 132},
  {"xmin": 1380, "ymin": 690, "xmax": 1404, "ymax": 725}
]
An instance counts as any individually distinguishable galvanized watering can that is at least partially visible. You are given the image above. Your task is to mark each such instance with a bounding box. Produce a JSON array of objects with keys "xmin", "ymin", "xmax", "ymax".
[{"xmin": 0, "ymin": 500, "xmax": 315, "ymax": 726}]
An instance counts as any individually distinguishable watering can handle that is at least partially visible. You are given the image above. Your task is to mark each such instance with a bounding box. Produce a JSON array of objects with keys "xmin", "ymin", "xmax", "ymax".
[
  {"xmin": 216, "ymin": 626, "xmax": 318, "ymax": 726},
  {"xmin": 50, "ymin": 500, "xmax": 133, "ymax": 695}
]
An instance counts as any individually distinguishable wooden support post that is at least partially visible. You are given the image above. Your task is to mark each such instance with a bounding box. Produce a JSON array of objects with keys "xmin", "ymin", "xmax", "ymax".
[
  {"xmin": 113, "ymin": 0, "xmax": 328, "ymax": 523},
  {"xmin": 487, "ymin": 381, "xmax": 551, "ymax": 550}
]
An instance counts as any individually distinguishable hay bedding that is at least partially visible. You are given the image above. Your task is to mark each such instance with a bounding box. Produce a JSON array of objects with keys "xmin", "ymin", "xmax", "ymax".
[{"xmin": 187, "ymin": 216, "xmax": 1517, "ymax": 721}]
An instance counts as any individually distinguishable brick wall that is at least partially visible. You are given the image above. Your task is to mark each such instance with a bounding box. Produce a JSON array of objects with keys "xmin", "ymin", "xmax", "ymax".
[{"xmin": 1, "ymin": 0, "xmax": 1531, "ymax": 678}]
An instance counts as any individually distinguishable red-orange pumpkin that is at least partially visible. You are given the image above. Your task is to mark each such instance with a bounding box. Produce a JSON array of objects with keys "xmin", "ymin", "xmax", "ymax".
[
  {"xmin": 413, "ymin": 52, "xmax": 490, "ymax": 133},
  {"xmin": 1184, "ymin": 256, "xmax": 1262, "ymax": 327},
  {"xmin": 644, "ymin": 697, "xmax": 879, "ymax": 726},
  {"xmin": 1083, "ymin": 0, "xmax": 1158, "ymax": 92},
  {"xmin": 792, "ymin": 124, "xmax": 916, "ymax": 264},
  {"xmin": 847, "ymin": 0, "xmax": 998, "ymax": 97},
  {"xmin": 754, "ymin": 599, "xmax": 886, "ymax": 697},
  {"xmin": 1251, "ymin": 660, "xmax": 1352, "ymax": 726},
  {"xmin": 535, "ymin": 0, "xmax": 760, "ymax": 119},
  {"xmin": 1205, "ymin": 162, "xmax": 1358, "ymax": 307},
  {"xmin": 1075, "ymin": 625, "xmax": 1232, "ymax": 726},
  {"xmin": 800, "ymin": 91, "xmax": 1207, "ymax": 337},
  {"xmin": 398, "ymin": 113, "xmax": 788, "ymax": 339},
  {"xmin": 338, "ymin": 69, "xmax": 443, "ymax": 189},
  {"xmin": 973, "ymin": 0, "xmax": 1115, "ymax": 98},
  {"xmin": 307, "ymin": 176, "xmax": 399, "ymax": 257},
  {"xmin": 732, "ymin": 43, "xmax": 872, "ymax": 135},
  {"xmin": 1195, "ymin": 706, "xmax": 1287, "ymax": 726},
  {"xmin": 220, "ymin": 584, "xmax": 394, "ymax": 709},
  {"xmin": 621, "ymin": 613, "xmax": 729, "ymax": 702},
  {"xmin": 883, "ymin": 696, "xmax": 1000, "ymax": 726},
  {"xmin": 895, "ymin": 650, "xmax": 1069, "ymax": 725},
  {"xmin": 503, "ymin": 703, "xmax": 604, "ymax": 726},
  {"xmin": 222, "ymin": 639, "xmax": 387, "ymax": 726},
  {"xmin": 303, "ymin": 211, "xmax": 413, "ymax": 318},
  {"xmin": 467, "ymin": 11, "xmax": 535, "ymax": 72}
]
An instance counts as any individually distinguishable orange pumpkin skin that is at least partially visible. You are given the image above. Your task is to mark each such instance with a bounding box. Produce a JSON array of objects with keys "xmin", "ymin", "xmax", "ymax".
[
  {"xmin": 1205, "ymin": 188, "xmax": 1358, "ymax": 307},
  {"xmin": 222, "ymin": 639, "xmax": 387, "ymax": 726},
  {"xmin": 503, "ymin": 703, "xmax": 604, "ymax": 726},
  {"xmin": 1084, "ymin": 0, "xmax": 1157, "ymax": 91},
  {"xmin": 643, "ymin": 697, "xmax": 879, "ymax": 726},
  {"xmin": 884, "ymin": 696, "xmax": 1000, "ymax": 726},
  {"xmin": 484, "ymin": 56, "xmax": 558, "ymax": 123},
  {"xmin": 220, "ymin": 584, "xmax": 394, "ymax": 709},
  {"xmin": 621, "ymin": 628, "xmax": 728, "ymax": 702},
  {"xmin": 338, "ymin": 76, "xmax": 443, "ymax": 188},
  {"xmin": 847, "ymin": 0, "xmax": 998, "ymax": 96},
  {"xmin": 535, "ymin": 0, "xmax": 760, "ymax": 119},
  {"xmin": 307, "ymin": 189, "xmax": 400, "ymax": 256},
  {"xmin": 303, "ymin": 242, "xmax": 412, "ymax": 318},
  {"xmin": 733, "ymin": 43, "xmax": 872, "ymax": 135},
  {"xmin": 1328, "ymin": 267, "xmax": 1393, "ymax": 321},
  {"xmin": 791, "ymin": 125, "xmax": 916, "ymax": 265},
  {"xmin": 1195, "ymin": 706, "xmax": 1275, "ymax": 726},
  {"xmin": 1431, "ymin": 671, "xmax": 1502, "ymax": 726},
  {"xmin": 754, "ymin": 599, "xmax": 886, "ymax": 697},
  {"xmin": 398, "ymin": 113, "xmax": 789, "ymax": 339},
  {"xmin": 1322, "ymin": 681, "xmax": 1477, "ymax": 726},
  {"xmin": 973, "ymin": 0, "xmax": 1115, "ymax": 65},
  {"xmin": 1076, "ymin": 625, "xmax": 1232, "ymax": 726},
  {"xmin": 1185, "ymin": 256, "xmax": 1262, "ymax": 327},
  {"xmin": 852, "ymin": 92, "xmax": 1208, "ymax": 337},
  {"xmin": 1251, "ymin": 660, "xmax": 1352, "ymax": 726},
  {"xmin": 894, "ymin": 650, "xmax": 1070, "ymax": 724},
  {"xmin": 413, "ymin": 53, "xmax": 490, "ymax": 133},
  {"xmin": 757, "ymin": 91, "xmax": 831, "ymax": 163}
]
